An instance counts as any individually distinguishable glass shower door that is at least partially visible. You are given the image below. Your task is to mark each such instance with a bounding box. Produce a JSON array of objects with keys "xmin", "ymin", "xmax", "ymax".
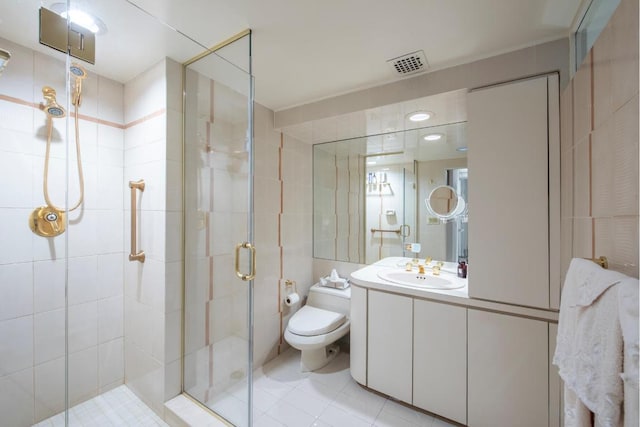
[{"xmin": 183, "ymin": 32, "xmax": 254, "ymax": 427}]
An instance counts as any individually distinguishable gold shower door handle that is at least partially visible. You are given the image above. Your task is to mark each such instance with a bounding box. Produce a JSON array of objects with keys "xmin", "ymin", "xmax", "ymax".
[
  {"xmin": 129, "ymin": 179, "xmax": 145, "ymax": 263},
  {"xmin": 235, "ymin": 242, "xmax": 256, "ymax": 281}
]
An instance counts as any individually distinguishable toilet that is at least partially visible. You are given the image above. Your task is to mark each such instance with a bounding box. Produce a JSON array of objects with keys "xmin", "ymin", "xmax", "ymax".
[{"xmin": 284, "ymin": 283, "xmax": 351, "ymax": 372}]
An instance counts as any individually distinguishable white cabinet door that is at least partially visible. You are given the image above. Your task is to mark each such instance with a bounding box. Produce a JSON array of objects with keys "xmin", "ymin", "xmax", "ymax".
[
  {"xmin": 368, "ymin": 290, "xmax": 413, "ymax": 403},
  {"xmin": 350, "ymin": 285, "xmax": 367, "ymax": 385},
  {"xmin": 468, "ymin": 75, "xmax": 551, "ymax": 308},
  {"xmin": 468, "ymin": 309, "xmax": 549, "ymax": 427},
  {"xmin": 413, "ymin": 300, "xmax": 467, "ymax": 425}
]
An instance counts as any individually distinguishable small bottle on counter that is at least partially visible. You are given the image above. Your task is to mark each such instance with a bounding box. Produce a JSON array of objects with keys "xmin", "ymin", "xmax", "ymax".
[{"xmin": 457, "ymin": 260, "xmax": 467, "ymax": 278}]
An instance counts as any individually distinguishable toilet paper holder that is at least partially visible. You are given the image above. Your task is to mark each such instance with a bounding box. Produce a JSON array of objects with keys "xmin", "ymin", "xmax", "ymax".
[{"xmin": 284, "ymin": 279, "xmax": 300, "ymax": 307}]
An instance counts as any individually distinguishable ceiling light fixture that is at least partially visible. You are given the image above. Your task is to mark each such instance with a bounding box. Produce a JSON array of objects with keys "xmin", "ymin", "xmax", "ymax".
[
  {"xmin": 408, "ymin": 111, "xmax": 433, "ymax": 122},
  {"xmin": 423, "ymin": 133, "xmax": 443, "ymax": 141},
  {"xmin": 367, "ymin": 161, "xmax": 377, "ymax": 165},
  {"xmin": 50, "ymin": 3, "xmax": 108, "ymax": 35}
]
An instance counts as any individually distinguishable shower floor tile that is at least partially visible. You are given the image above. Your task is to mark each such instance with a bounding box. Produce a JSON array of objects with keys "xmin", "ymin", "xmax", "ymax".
[{"xmin": 33, "ymin": 385, "xmax": 168, "ymax": 427}]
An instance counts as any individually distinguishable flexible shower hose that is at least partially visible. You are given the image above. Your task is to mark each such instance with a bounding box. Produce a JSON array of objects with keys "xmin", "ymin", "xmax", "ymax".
[{"xmin": 43, "ymin": 101, "xmax": 84, "ymax": 211}]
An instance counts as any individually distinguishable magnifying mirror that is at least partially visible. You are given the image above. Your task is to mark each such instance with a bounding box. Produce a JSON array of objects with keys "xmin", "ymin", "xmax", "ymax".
[{"xmin": 425, "ymin": 185, "xmax": 466, "ymax": 220}]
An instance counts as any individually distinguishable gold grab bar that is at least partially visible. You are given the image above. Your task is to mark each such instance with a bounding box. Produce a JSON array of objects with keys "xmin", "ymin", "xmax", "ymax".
[
  {"xmin": 235, "ymin": 241, "xmax": 256, "ymax": 281},
  {"xmin": 583, "ymin": 256, "xmax": 608, "ymax": 269},
  {"xmin": 129, "ymin": 179, "xmax": 145, "ymax": 263},
  {"xmin": 371, "ymin": 227, "xmax": 402, "ymax": 235}
]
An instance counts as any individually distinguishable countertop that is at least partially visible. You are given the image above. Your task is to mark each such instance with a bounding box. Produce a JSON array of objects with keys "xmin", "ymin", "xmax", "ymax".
[{"xmin": 350, "ymin": 257, "xmax": 559, "ymax": 322}]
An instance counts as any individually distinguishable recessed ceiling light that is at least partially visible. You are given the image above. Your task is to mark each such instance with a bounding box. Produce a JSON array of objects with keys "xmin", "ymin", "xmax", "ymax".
[
  {"xmin": 423, "ymin": 133, "xmax": 443, "ymax": 141},
  {"xmin": 456, "ymin": 147, "xmax": 468, "ymax": 152},
  {"xmin": 50, "ymin": 3, "xmax": 108, "ymax": 34},
  {"xmin": 408, "ymin": 111, "xmax": 433, "ymax": 122},
  {"xmin": 367, "ymin": 161, "xmax": 377, "ymax": 165},
  {"xmin": 382, "ymin": 168, "xmax": 390, "ymax": 171}
]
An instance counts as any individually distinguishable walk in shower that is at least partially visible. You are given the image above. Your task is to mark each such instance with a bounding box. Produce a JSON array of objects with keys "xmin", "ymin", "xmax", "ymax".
[{"xmin": 0, "ymin": 1, "xmax": 254, "ymax": 425}]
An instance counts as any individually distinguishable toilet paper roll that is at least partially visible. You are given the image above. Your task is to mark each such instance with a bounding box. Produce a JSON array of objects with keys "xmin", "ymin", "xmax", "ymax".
[{"xmin": 285, "ymin": 292, "xmax": 300, "ymax": 306}]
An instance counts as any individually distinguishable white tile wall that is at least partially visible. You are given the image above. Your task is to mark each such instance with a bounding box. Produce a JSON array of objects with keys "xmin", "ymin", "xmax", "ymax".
[{"xmin": 0, "ymin": 37, "xmax": 127, "ymax": 425}]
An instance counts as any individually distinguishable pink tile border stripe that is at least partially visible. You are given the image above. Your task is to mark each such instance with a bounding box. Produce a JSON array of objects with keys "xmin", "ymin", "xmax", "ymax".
[{"xmin": 0, "ymin": 93, "xmax": 166, "ymax": 129}]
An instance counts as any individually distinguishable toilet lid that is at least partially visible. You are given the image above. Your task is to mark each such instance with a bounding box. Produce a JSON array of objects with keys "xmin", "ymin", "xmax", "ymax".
[{"xmin": 288, "ymin": 306, "xmax": 346, "ymax": 337}]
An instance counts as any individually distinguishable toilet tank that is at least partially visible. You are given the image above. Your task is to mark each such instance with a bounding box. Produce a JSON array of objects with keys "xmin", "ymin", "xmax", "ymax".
[{"xmin": 307, "ymin": 283, "xmax": 351, "ymax": 316}]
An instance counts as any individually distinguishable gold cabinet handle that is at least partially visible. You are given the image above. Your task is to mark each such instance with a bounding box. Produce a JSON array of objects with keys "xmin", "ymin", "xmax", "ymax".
[
  {"xmin": 235, "ymin": 241, "xmax": 256, "ymax": 281},
  {"xmin": 128, "ymin": 179, "xmax": 145, "ymax": 263}
]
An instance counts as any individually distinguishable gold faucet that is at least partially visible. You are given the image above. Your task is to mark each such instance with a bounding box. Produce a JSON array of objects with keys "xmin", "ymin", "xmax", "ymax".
[{"xmin": 418, "ymin": 264, "xmax": 425, "ymax": 274}]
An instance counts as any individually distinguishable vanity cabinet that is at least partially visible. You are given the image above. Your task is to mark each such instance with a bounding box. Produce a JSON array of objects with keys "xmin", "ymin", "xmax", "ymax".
[
  {"xmin": 467, "ymin": 309, "xmax": 549, "ymax": 427},
  {"xmin": 413, "ymin": 300, "xmax": 467, "ymax": 425},
  {"xmin": 467, "ymin": 74, "xmax": 560, "ymax": 309},
  {"xmin": 367, "ymin": 290, "xmax": 413, "ymax": 403},
  {"xmin": 350, "ymin": 285, "xmax": 367, "ymax": 385}
]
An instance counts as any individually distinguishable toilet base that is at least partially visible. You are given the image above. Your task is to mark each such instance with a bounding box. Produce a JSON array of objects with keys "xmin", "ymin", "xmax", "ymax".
[{"xmin": 300, "ymin": 344, "xmax": 340, "ymax": 372}]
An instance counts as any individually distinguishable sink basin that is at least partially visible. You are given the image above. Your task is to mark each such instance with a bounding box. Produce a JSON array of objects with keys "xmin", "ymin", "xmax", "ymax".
[{"xmin": 377, "ymin": 269, "xmax": 465, "ymax": 290}]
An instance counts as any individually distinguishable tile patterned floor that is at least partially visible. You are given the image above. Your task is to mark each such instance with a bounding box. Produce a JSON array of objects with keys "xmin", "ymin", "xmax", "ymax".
[
  {"xmin": 208, "ymin": 347, "xmax": 459, "ymax": 427},
  {"xmin": 33, "ymin": 349, "xmax": 459, "ymax": 426},
  {"xmin": 33, "ymin": 385, "xmax": 168, "ymax": 427}
]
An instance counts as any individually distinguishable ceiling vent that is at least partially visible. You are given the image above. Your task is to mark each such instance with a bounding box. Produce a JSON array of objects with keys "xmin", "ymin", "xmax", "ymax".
[{"xmin": 387, "ymin": 50, "xmax": 428, "ymax": 76}]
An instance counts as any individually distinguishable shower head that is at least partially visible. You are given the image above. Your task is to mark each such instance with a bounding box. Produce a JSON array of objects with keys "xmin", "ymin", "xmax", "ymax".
[
  {"xmin": 70, "ymin": 63, "xmax": 87, "ymax": 107},
  {"xmin": 42, "ymin": 86, "xmax": 66, "ymax": 118},
  {"xmin": 0, "ymin": 49, "xmax": 10, "ymax": 76},
  {"xmin": 70, "ymin": 63, "xmax": 87, "ymax": 79}
]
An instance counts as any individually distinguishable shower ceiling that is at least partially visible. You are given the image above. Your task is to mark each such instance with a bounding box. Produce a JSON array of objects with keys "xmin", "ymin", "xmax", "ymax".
[{"xmin": 0, "ymin": 0, "xmax": 586, "ymax": 111}]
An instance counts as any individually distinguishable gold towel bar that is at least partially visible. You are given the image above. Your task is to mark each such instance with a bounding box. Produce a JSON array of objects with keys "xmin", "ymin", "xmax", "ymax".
[
  {"xmin": 129, "ymin": 179, "xmax": 145, "ymax": 263},
  {"xmin": 583, "ymin": 256, "xmax": 608, "ymax": 269},
  {"xmin": 371, "ymin": 228, "xmax": 401, "ymax": 235}
]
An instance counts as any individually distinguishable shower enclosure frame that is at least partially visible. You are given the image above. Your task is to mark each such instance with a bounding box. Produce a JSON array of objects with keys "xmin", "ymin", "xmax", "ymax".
[{"xmin": 181, "ymin": 29, "xmax": 256, "ymax": 426}]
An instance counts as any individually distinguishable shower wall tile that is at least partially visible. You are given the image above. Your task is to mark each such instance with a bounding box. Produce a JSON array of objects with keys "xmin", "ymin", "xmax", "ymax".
[
  {"xmin": 97, "ymin": 77, "xmax": 125, "ymax": 125},
  {"xmin": 68, "ymin": 346, "xmax": 99, "ymax": 406},
  {"xmin": 33, "ymin": 259, "xmax": 65, "ymax": 313},
  {"xmin": 0, "ymin": 315, "xmax": 33, "ymax": 376},
  {"xmin": 0, "ymin": 128, "xmax": 35, "ymax": 155},
  {"xmin": 99, "ymin": 338, "xmax": 124, "ymax": 390},
  {"xmin": 68, "ymin": 301, "xmax": 98, "ymax": 354},
  {"xmin": 67, "ymin": 215, "xmax": 98, "ymax": 258},
  {"xmin": 98, "ymin": 253, "xmax": 124, "ymax": 299},
  {"xmin": 34, "ymin": 309, "xmax": 64, "ymax": 365},
  {"xmin": 95, "ymin": 210, "xmax": 125, "ymax": 254},
  {"xmin": 34, "ymin": 356, "xmax": 65, "ymax": 421},
  {"xmin": 0, "ymin": 209, "xmax": 33, "ymax": 264},
  {"xmin": 0, "ymin": 102, "xmax": 33, "ymax": 134},
  {"xmin": 0, "ymin": 368, "xmax": 34, "ymax": 427},
  {"xmin": 124, "ymin": 59, "xmax": 166, "ymax": 124},
  {"xmin": 98, "ymin": 124, "xmax": 124, "ymax": 150},
  {"xmin": 0, "ymin": 151, "xmax": 33, "ymax": 208},
  {"xmin": 97, "ymin": 165, "xmax": 125, "ymax": 210},
  {"xmin": 98, "ymin": 296, "xmax": 124, "ymax": 343},
  {"xmin": 165, "ymin": 261, "xmax": 182, "ymax": 313},
  {"xmin": 0, "ymin": 262, "xmax": 33, "ymax": 321},
  {"xmin": 68, "ymin": 256, "xmax": 98, "ymax": 306}
]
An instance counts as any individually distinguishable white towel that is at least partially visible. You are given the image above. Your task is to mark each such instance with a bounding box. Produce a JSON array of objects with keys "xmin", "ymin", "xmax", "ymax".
[
  {"xmin": 618, "ymin": 278, "xmax": 639, "ymax": 427},
  {"xmin": 553, "ymin": 258, "xmax": 628, "ymax": 427}
]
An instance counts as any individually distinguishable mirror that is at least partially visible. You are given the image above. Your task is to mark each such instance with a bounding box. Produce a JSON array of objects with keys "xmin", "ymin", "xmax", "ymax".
[
  {"xmin": 313, "ymin": 121, "xmax": 468, "ymax": 264},
  {"xmin": 426, "ymin": 185, "xmax": 466, "ymax": 219}
]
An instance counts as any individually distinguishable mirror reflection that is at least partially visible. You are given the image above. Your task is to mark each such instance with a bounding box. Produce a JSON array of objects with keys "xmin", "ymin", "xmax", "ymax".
[{"xmin": 313, "ymin": 121, "xmax": 468, "ymax": 264}]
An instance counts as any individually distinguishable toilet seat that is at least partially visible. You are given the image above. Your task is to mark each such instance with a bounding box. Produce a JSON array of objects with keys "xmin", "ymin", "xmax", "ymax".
[{"xmin": 287, "ymin": 306, "xmax": 346, "ymax": 336}]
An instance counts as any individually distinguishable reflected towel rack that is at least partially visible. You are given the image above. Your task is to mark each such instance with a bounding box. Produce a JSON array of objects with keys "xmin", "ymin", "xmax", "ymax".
[
  {"xmin": 371, "ymin": 227, "xmax": 401, "ymax": 235},
  {"xmin": 129, "ymin": 179, "xmax": 145, "ymax": 263},
  {"xmin": 583, "ymin": 256, "xmax": 608, "ymax": 269}
]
